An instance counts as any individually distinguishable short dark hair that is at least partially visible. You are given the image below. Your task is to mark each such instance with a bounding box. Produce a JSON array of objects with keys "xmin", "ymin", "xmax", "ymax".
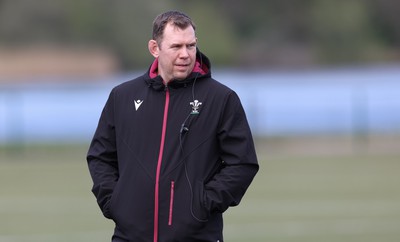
[{"xmin": 152, "ymin": 10, "xmax": 196, "ymax": 44}]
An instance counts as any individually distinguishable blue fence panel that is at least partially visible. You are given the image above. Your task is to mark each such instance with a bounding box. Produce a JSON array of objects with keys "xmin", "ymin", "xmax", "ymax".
[{"xmin": 1, "ymin": 66, "xmax": 399, "ymax": 144}]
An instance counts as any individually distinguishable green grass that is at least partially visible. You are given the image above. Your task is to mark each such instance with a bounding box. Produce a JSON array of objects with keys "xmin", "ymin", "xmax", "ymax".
[
  {"xmin": 1, "ymin": 139, "xmax": 400, "ymax": 242},
  {"xmin": 0, "ymin": 145, "xmax": 113, "ymax": 242}
]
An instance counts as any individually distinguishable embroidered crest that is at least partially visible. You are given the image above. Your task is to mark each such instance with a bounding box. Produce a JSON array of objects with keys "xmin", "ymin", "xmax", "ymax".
[{"xmin": 190, "ymin": 100, "xmax": 202, "ymax": 115}]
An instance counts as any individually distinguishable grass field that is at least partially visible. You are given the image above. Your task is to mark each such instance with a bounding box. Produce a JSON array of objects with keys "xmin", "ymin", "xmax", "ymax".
[{"xmin": 1, "ymin": 136, "xmax": 400, "ymax": 242}]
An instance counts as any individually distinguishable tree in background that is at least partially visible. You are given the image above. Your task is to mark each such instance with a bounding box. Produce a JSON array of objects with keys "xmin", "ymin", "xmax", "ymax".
[{"xmin": 0, "ymin": 0, "xmax": 399, "ymax": 70}]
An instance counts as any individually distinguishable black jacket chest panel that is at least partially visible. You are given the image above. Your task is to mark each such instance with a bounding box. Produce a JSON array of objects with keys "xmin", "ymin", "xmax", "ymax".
[{"xmin": 111, "ymin": 76, "xmax": 231, "ymax": 181}]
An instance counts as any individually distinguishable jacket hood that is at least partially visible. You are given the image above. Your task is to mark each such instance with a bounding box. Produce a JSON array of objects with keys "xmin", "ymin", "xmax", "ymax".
[{"xmin": 145, "ymin": 50, "xmax": 211, "ymax": 91}]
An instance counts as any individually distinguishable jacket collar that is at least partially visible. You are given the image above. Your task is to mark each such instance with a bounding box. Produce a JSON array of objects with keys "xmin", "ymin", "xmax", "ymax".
[{"xmin": 145, "ymin": 50, "xmax": 211, "ymax": 91}]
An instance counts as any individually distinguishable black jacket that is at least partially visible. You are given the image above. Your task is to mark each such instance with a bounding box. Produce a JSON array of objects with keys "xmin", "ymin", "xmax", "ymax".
[{"xmin": 87, "ymin": 52, "xmax": 259, "ymax": 242}]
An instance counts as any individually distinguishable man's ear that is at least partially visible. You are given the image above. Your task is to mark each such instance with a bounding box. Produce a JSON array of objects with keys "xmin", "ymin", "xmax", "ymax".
[{"xmin": 148, "ymin": 40, "xmax": 159, "ymax": 58}]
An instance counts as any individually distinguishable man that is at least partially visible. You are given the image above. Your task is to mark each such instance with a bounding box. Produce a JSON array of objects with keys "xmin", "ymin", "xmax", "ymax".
[{"xmin": 87, "ymin": 10, "xmax": 259, "ymax": 242}]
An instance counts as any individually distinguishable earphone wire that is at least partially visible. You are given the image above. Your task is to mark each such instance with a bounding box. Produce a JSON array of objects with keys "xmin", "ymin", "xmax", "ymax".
[
  {"xmin": 191, "ymin": 47, "xmax": 202, "ymax": 103},
  {"xmin": 179, "ymin": 125, "xmax": 209, "ymax": 223}
]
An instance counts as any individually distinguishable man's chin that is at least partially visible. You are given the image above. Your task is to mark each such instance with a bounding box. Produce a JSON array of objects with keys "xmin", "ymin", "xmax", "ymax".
[{"xmin": 173, "ymin": 73, "xmax": 190, "ymax": 81}]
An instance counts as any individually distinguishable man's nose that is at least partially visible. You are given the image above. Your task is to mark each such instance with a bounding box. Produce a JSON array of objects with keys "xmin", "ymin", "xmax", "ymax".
[{"xmin": 179, "ymin": 47, "xmax": 189, "ymax": 58}]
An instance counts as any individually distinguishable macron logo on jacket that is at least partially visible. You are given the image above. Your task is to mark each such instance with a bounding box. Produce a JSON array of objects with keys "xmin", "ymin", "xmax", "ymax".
[{"xmin": 134, "ymin": 100, "xmax": 143, "ymax": 110}]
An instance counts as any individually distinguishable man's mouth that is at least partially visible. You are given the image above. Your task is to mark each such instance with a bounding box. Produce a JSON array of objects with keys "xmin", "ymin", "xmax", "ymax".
[{"xmin": 176, "ymin": 64, "xmax": 189, "ymax": 67}]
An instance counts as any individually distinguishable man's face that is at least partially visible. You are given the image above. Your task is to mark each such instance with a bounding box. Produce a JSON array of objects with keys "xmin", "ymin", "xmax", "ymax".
[{"xmin": 150, "ymin": 23, "xmax": 197, "ymax": 82}]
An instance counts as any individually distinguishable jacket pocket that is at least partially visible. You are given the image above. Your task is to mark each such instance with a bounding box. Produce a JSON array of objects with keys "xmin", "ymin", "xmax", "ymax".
[
  {"xmin": 168, "ymin": 181, "xmax": 175, "ymax": 226},
  {"xmin": 192, "ymin": 180, "xmax": 210, "ymax": 222},
  {"xmin": 107, "ymin": 181, "xmax": 121, "ymax": 220}
]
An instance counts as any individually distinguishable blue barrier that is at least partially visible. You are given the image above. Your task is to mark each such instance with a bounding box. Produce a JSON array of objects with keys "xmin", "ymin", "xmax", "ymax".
[{"xmin": 1, "ymin": 66, "xmax": 399, "ymax": 144}]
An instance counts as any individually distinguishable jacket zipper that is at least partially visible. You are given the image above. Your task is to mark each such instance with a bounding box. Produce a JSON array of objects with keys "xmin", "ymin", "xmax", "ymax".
[
  {"xmin": 153, "ymin": 85, "xmax": 170, "ymax": 242},
  {"xmin": 168, "ymin": 181, "xmax": 175, "ymax": 226}
]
